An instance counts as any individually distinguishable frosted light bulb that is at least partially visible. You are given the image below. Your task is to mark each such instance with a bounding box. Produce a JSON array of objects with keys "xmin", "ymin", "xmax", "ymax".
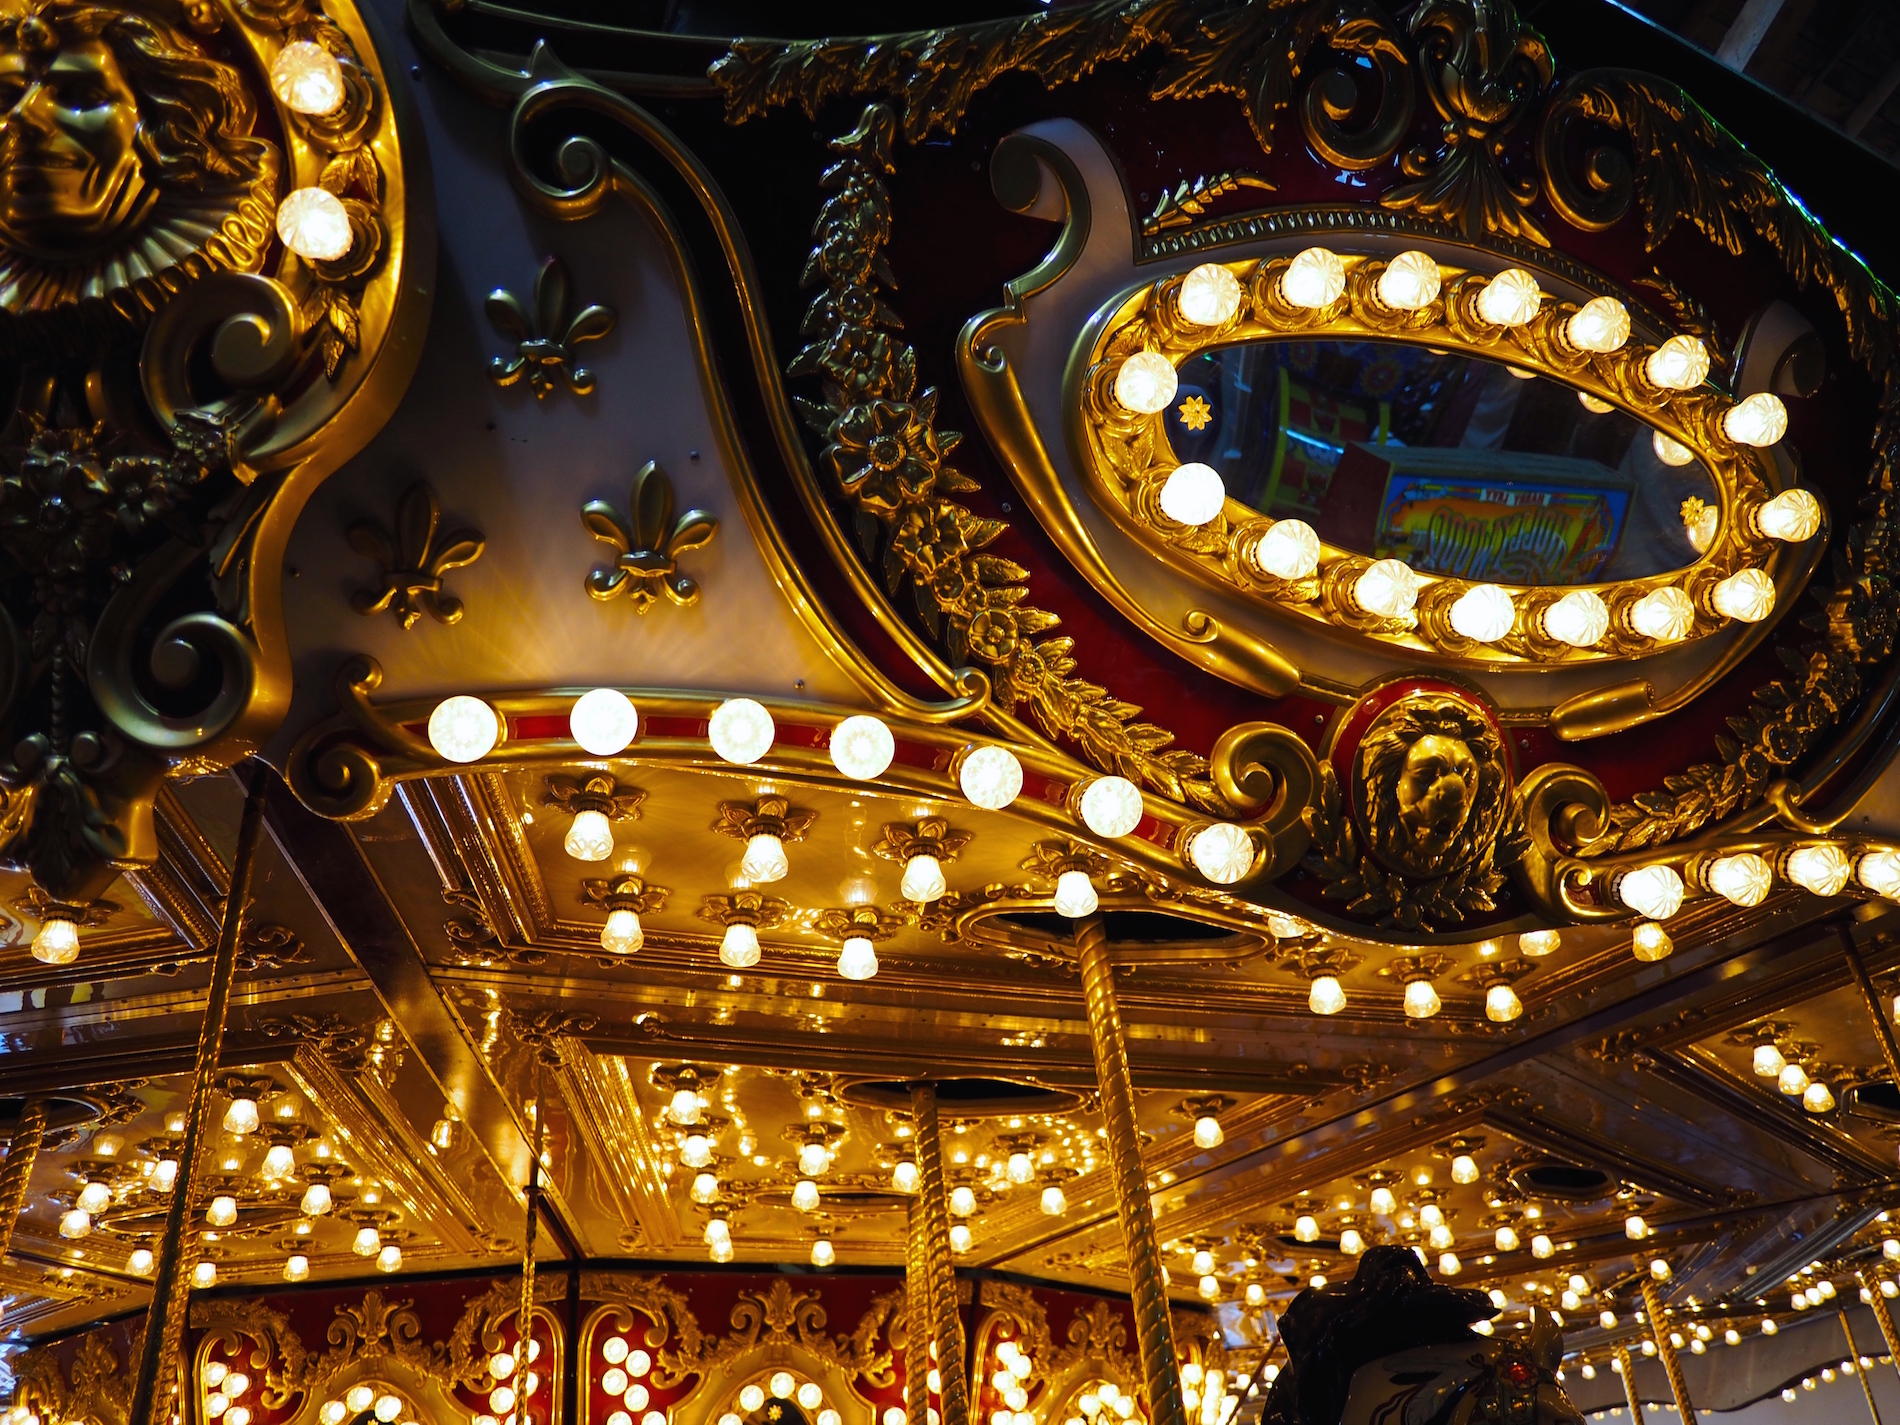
[
  {"xmin": 703, "ymin": 1218, "xmax": 731, "ymax": 1246},
  {"xmin": 1115, "ymin": 351, "xmax": 1178, "ymax": 414},
  {"xmin": 283, "ymin": 1254, "xmax": 310, "ymax": 1281},
  {"xmin": 1294, "ymin": 1215, "xmax": 1319, "ymax": 1242},
  {"xmin": 1309, "ymin": 975, "xmax": 1346, "ymax": 1015},
  {"xmin": 261, "ymin": 1144, "xmax": 296, "ymax": 1178},
  {"xmin": 270, "ymin": 41, "xmax": 345, "ymax": 116},
  {"xmin": 1757, "ymin": 488, "xmax": 1821, "ymax": 541},
  {"xmin": 59, "ymin": 1208, "xmax": 90, "ymax": 1238},
  {"xmin": 1053, "ymin": 870, "xmax": 1097, "ymax": 918},
  {"xmin": 1281, "ymin": 247, "xmax": 1346, "ymax": 308},
  {"xmin": 565, "ymin": 808, "xmax": 614, "ymax": 861},
  {"xmin": 950, "ymin": 1224, "xmax": 972, "ymax": 1252},
  {"xmin": 831, "ymin": 715, "xmax": 894, "ymax": 779},
  {"xmin": 740, "ymin": 1388, "xmax": 766, "ymax": 1413},
  {"xmin": 736, "ymin": 832, "xmax": 787, "ymax": 885},
  {"xmin": 1723, "ymin": 392, "xmax": 1788, "ymax": 446},
  {"xmin": 1419, "ymin": 1204, "xmax": 1444, "ymax": 1228},
  {"xmin": 1353, "ymin": 558, "xmax": 1418, "ymax": 618},
  {"xmin": 720, "ymin": 922, "xmax": 761, "ymax": 969},
  {"xmin": 1495, "ymin": 1226, "xmax": 1519, "ymax": 1252},
  {"xmin": 792, "ymin": 1179, "xmax": 820, "ymax": 1212},
  {"xmin": 1859, "ymin": 849, "xmax": 1900, "ymax": 897},
  {"xmin": 353, "ymin": 1226, "xmax": 381, "ymax": 1256},
  {"xmin": 222, "ymin": 1096, "xmax": 260, "ymax": 1135},
  {"xmin": 1339, "ymin": 1228, "xmax": 1364, "ymax": 1255},
  {"xmin": 600, "ymin": 908, "xmax": 643, "ymax": 954},
  {"xmin": 1803, "ymin": 1080, "xmax": 1835, "ymax": 1113},
  {"xmin": 1706, "ymin": 852, "xmax": 1772, "ymax": 906},
  {"xmin": 1485, "ymin": 983, "xmax": 1523, "ymax": 1022},
  {"xmin": 1476, "ymin": 268, "xmax": 1541, "ymax": 326},
  {"xmin": 1403, "ymin": 978, "xmax": 1441, "ymax": 1019},
  {"xmin": 1451, "ymin": 1154, "xmax": 1478, "ymax": 1184},
  {"xmin": 1646, "ymin": 335, "xmax": 1710, "ymax": 390},
  {"xmin": 193, "ymin": 1261, "xmax": 218, "ymax": 1287},
  {"xmin": 1543, "ymin": 589, "xmax": 1609, "ymax": 647},
  {"xmin": 1246, "ymin": 1283, "xmax": 1268, "ymax": 1306},
  {"xmin": 1631, "ymin": 922, "xmax": 1673, "ymax": 961},
  {"xmin": 1079, "ymin": 776, "xmax": 1143, "ymax": 837},
  {"xmin": 1532, "ymin": 1235, "xmax": 1554, "ymax": 1259},
  {"xmin": 1629, "ymin": 586, "xmax": 1695, "ymax": 643},
  {"xmin": 1712, "ymin": 568, "xmax": 1775, "ymax": 622},
  {"xmin": 681, "ymin": 1134, "xmax": 714, "ymax": 1168},
  {"xmin": 428, "ymin": 696, "xmax": 499, "ymax": 763},
  {"xmin": 569, "ymin": 688, "xmax": 638, "ymax": 755},
  {"xmin": 1449, "ymin": 583, "xmax": 1514, "ymax": 642},
  {"xmin": 709, "ymin": 698, "xmax": 775, "ymax": 764},
  {"xmin": 1438, "ymin": 1253, "xmax": 1460, "ymax": 1276},
  {"xmin": 798, "ymin": 1386, "xmax": 826, "ymax": 1415},
  {"xmin": 901, "ymin": 854, "xmax": 947, "ymax": 902},
  {"xmin": 1778, "ymin": 1062, "xmax": 1809, "ymax": 1095},
  {"xmin": 1653, "ymin": 431, "xmax": 1695, "ymax": 466},
  {"xmin": 71, "ymin": 1181, "xmax": 112, "ymax": 1216},
  {"xmin": 1518, "ymin": 930, "xmax": 1560, "ymax": 956},
  {"xmin": 347, "ymin": 1387, "xmax": 376, "ymax": 1412},
  {"xmin": 1198, "ymin": 1275, "xmax": 1221, "ymax": 1301},
  {"xmin": 206, "ymin": 1195, "xmax": 238, "ymax": 1227},
  {"xmin": 1651, "ymin": 1259, "xmax": 1672, "ymax": 1281},
  {"xmin": 1567, "ymin": 296, "xmax": 1630, "ymax": 352},
  {"xmin": 1370, "ymin": 1187, "xmax": 1396, "ymax": 1214},
  {"xmin": 1040, "ymin": 1184, "xmax": 1067, "ymax": 1215},
  {"xmin": 377, "ymin": 1244, "xmax": 402, "ymax": 1272},
  {"xmin": 301, "ymin": 1182, "xmax": 333, "ymax": 1215},
  {"xmin": 959, "ymin": 745, "xmax": 1023, "ymax": 809},
  {"xmin": 1006, "ymin": 1151, "xmax": 1035, "ymax": 1185},
  {"xmin": 1189, "ymin": 823, "xmax": 1254, "ymax": 883},
  {"xmin": 837, "ymin": 936, "xmax": 878, "ymax": 980},
  {"xmin": 1255, "ymin": 519, "xmax": 1321, "ymax": 580},
  {"xmin": 1753, "ymin": 1043, "xmax": 1786, "ymax": 1076},
  {"xmin": 1617, "ymin": 864, "xmax": 1684, "ymax": 920},
  {"xmin": 950, "ymin": 1186, "xmax": 977, "ymax": 1216},
  {"xmin": 1378, "ymin": 251, "xmax": 1441, "ymax": 310},
  {"xmin": 1159, "ymin": 463, "xmax": 1227, "ymax": 526},
  {"xmin": 277, "ymin": 187, "xmax": 352, "ymax": 262},
  {"xmin": 894, "ymin": 1161, "xmax": 919, "ymax": 1193},
  {"xmin": 1178, "ymin": 263, "xmax": 1242, "ymax": 326},
  {"xmin": 1786, "ymin": 842, "xmax": 1851, "ymax": 896},
  {"xmin": 1192, "ymin": 1114, "xmax": 1223, "ymax": 1149},
  {"xmin": 1624, "ymin": 1215, "xmax": 1647, "ymax": 1239},
  {"xmin": 30, "ymin": 917, "xmax": 78, "ymax": 964},
  {"xmin": 691, "ymin": 1172, "xmax": 719, "ymax": 1203},
  {"xmin": 1578, "ymin": 391, "xmax": 1613, "ymax": 414},
  {"xmin": 798, "ymin": 1141, "xmax": 831, "ymax": 1176}
]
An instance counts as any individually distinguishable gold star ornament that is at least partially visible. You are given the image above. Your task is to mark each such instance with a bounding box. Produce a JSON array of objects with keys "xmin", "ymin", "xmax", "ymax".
[{"xmin": 1177, "ymin": 395, "xmax": 1213, "ymax": 431}]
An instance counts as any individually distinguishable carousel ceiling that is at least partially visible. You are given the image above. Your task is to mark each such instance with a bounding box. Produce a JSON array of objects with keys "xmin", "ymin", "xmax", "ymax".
[{"xmin": 3, "ymin": 0, "xmax": 1900, "ymax": 1418}]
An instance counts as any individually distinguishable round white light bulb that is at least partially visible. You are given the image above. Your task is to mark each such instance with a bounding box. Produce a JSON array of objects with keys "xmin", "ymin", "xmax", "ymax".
[
  {"xmin": 1115, "ymin": 351, "xmax": 1178, "ymax": 415},
  {"xmin": 569, "ymin": 688, "xmax": 638, "ymax": 755},
  {"xmin": 1544, "ymin": 589, "xmax": 1609, "ymax": 647},
  {"xmin": 1159, "ymin": 462, "xmax": 1227, "ymax": 526},
  {"xmin": 1040, "ymin": 1185, "xmax": 1067, "ymax": 1215},
  {"xmin": 428, "ymin": 696, "xmax": 500, "ymax": 763},
  {"xmin": 1178, "ymin": 264, "xmax": 1242, "ymax": 326},
  {"xmin": 1354, "ymin": 558, "xmax": 1418, "ymax": 619},
  {"xmin": 1858, "ymin": 849, "xmax": 1900, "ymax": 898},
  {"xmin": 1617, "ymin": 864, "xmax": 1684, "ymax": 920},
  {"xmin": 959, "ymin": 744, "xmax": 1023, "ymax": 809},
  {"xmin": 1518, "ymin": 930, "xmax": 1560, "ymax": 956},
  {"xmin": 1756, "ymin": 488, "xmax": 1821, "ymax": 541},
  {"xmin": 1711, "ymin": 568, "xmax": 1775, "ymax": 622},
  {"xmin": 1566, "ymin": 296, "xmax": 1630, "ymax": 352},
  {"xmin": 830, "ymin": 715, "xmax": 894, "ymax": 779},
  {"xmin": 1192, "ymin": 1114, "xmax": 1223, "ymax": 1149},
  {"xmin": 1723, "ymin": 392, "xmax": 1788, "ymax": 447},
  {"xmin": 1646, "ymin": 335, "xmax": 1710, "ymax": 390},
  {"xmin": 1706, "ymin": 852, "xmax": 1772, "ymax": 906},
  {"xmin": 1189, "ymin": 822, "xmax": 1254, "ymax": 884},
  {"xmin": 1451, "ymin": 1154, "xmax": 1478, "ymax": 1183},
  {"xmin": 1652, "ymin": 431, "xmax": 1695, "ymax": 466},
  {"xmin": 709, "ymin": 698, "xmax": 775, "ymax": 764},
  {"xmin": 1378, "ymin": 251, "xmax": 1441, "ymax": 311},
  {"xmin": 1476, "ymin": 268, "xmax": 1541, "ymax": 326},
  {"xmin": 1079, "ymin": 776, "xmax": 1143, "ymax": 838},
  {"xmin": 1281, "ymin": 247, "xmax": 1346, "ymax": 309},
  {"xmin": 792, "ymin": 1178, "xmax": 820, "ymax": 1212},
  {"xmin": 270, "ymin": 41, "xmax": 345, "ymax": 116},
  {"xmin": 1255, "ymin": 519, "xmax": 1321, "ymax": 580},
  {"xmin": 277, "ymin": 187, "xmax": 352, "ymax": 262},
  {"xmin": 1785, "ymin": 842, "xmax": 1851, "ymax": 896},
  {"xmin": 1449, "ymin": 583, "xmax": 1515, "ymax": 642},
  {"xmin": 1629, "ymin": 586, "xmax": 1695, "ymax": 643}
]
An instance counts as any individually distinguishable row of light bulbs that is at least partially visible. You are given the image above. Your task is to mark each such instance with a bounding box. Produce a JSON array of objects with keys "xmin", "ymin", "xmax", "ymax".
[
  {"xmin": 1747, "ymin": 1041, "xmax": 1838, "ymax": 1114},
  {"xmin": 1612, "ymin": 842, "xmax": 1898, "ymax": 932},
  {"xmin": 1300, "ymin": 932, "xmax": 1561, "ymax": 1018},
  {"xmin": 267, "ymin": 42, "xmax": 362, "ymax": 264},
  {"xmin": 1122, "ymin": 253, "xmax": 1808, "ymax": 647}
]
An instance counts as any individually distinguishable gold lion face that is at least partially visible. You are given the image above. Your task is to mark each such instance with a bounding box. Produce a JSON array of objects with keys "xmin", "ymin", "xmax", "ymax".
[
  {"xmin": 1393, "ymin": 733, "xmax": 1479, "ymax": 860},
  {"xmin": 1357, "ymin": 694, "xmax": 1508, "ymax": 881}
]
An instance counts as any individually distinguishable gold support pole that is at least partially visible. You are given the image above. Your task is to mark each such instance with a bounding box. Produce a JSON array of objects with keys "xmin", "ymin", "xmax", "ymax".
[
  {"xmin": 1860, "ymin": 1271, "xmax": 1900, "ymax": 1390},
  {"xmin": 1640, "ymin": 1281, "xmax": 1696, "ymax": 1422},
  {"xmin": 0, "ymin": 1099, "xmax": 48, "ymax": 1266},
  {"xmin": 910, "ymin": 1083, "xmax": 970, "ymax": 1425},
  {"xmin": 1840, "ymin": 926, "xmax": 1900, "ymax": 1088},
  {"xmin": 1613, "ymin": 1343, "xmax": 1645, "ymax": 1420},
  {"xmin": 518, "ymin": 1060, "xmax": 547, "ymax": 1375},
  {"xmin": 129, "ymin": 775, "xmax": 268, "ymax": 1425},
  {"xmin": 1841, "ymin": 1308, "xmax": 1884, "ymax": 1425},
  {"xmin": 1074, "ymin": 916, "xmax": 1188, "ymax": 1425},
  {"xmin": 906, "ymin": 1196, "xmax": 933, "ymax": 1425}
]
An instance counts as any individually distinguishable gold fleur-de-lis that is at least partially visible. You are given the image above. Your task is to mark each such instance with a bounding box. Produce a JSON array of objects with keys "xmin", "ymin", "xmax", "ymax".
[
  {"xmin": 485, "ymin": 255, "xmax": 616, "ymax": 399},
  {"xmin": 583, "ymin": 460, "xmax": 718, "ymax": 611},
  {"xmin": 348, "ymin": 481, "xmax": 484, "ymax": 629}
]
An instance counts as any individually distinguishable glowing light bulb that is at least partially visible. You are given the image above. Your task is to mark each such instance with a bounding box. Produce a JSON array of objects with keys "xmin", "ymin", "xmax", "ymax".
[
  {"xmin": 428, "ymin": 696, "xmax": 499, "ymax": 763},
  {"xmin": 792, "ymin": 1179, "xmax": 820, "ymax": 1212},
  {"xmin": 703, "ymin": 1218, "xmax": 731, "ymax": 1246},
  {"xmin": 565, "ymin": 808, "xmax": 614, "ymax": 861},
  {"xmin": 1753, "ymin": 1043, "xmax": 1786, "ymax": 1077},
  {"xmin": 1159, "ymin": 462, "xmax": 1226, "ymax": 526},
  {"xmin": 1079, "ymin": 776, "xmax": 1143, "ymax": 838},
  {"xmin": 353, "ymin": 1226, "xmax": 381, "ymax": 1256},
  {"xmin": 1617, "ymin": 864, "xmax": 1684, "ymax": 920},
  {"xmin": 130, "ymin": 1247, "xmax": 155, "ymax": 1274},
  {"xmin": 1115, "ymin": 352, "xmax": 1178, "ymax": 414},
  {"xmin": 681, "ymin": 1134, "xmax": 714, "ymax": 1169},
  {"xmin": 894, "ymin": 1161, "xmax": 919, "ymax": 1193},
  {"xmin": 601, "ymin": 908, "xmax": 643, "ymax": 954},
  {"xmin": 1281, "ymin": 247, "xmax": 1346, "ymax": 308},
  {"xmin": 1340, "ymin": 1228, "xmax": 1364, "ymax": 1255},
  {"xmin": 1518, "ymin": 930, "xmax": 1560, "ymax": 957},
  {"xmin": 270, "ymin": 41, "xmax": 345, "ymax": 116},
  {"xmin": 830, "ymin": 714, "xmax": 895, "ymax": 779},
  {"xmin": 1567, "ymin": 296, "xmax": 1630, "ymax": 352},
  {"xmin": 950, "ymin": 1224, "xmax": 972, "ymax": 1252},
  {"xmin": 959, "ymin": 745, "xmax": 1023, "ymax": 809},
  {"xmin": 301, "ymin": 1182, "xmax": 333, "ymax": 1215},
  {"xmin": 1723, "ymin": 393, "xmax": 1788, "ymax": 446},
  {"xmin": 347, "ymin": 1387, "xmax": 376, "ymax": 1413},
  {"xmin": 222, "ymin": 1096, "xmax": 259, "ymax": 1135},
  {"xmin": 1496, "ymin": 1226, "xmax": 1520, "ymax": 1252},
  {"xmin": 1629, "ymin": 586, "xmax": 1696, "ymax": 643},
  {"xmin": 951, "ymin": 1186, "xmax": 977, "ymax": 1217},
  {"xmin": 1544, "ymin": 589, "xmax": 1609, "ymax": 647},
  {"xmin": 1378, "ymin": 251, "xmax": 1441, "ymax": 310},
  {"xmin": 1757, "ymin": 489, "xmax": 1821, "ymax": 542},
  {"xmin": 277, "ymin": 187, "xmax": 352, "ymax": 262},
  {"xmin": 709, "ymin": 698, "xmax": 774, "ymax": 764},
  {"xmin": 740, "ymin": 832, "xmax": 788, "ymax": 884},
  {"xmin": 837, "ymin": 936, "xmax": 879, "ymax": 980},
  {"xmin": 261, "ymin": 1144, "xmax": 296, "ymax": 1178},
  {"xmin": 1419, "ymin": 1204, "xmax": 1443, "ymax": 1228},
  {"xmin": 1532, "ymin": 1235, "xmax": 1554, "ymax": 1259},
  {"xmin": 206, "ymin": 1195, "xmax": 238, "ymax": 1227},
  {"xmin": 1712, "ymin": 568, "xmax": 1775, "ymax": 622},
  {"xmin": 1646, "ymin": 335, "xmax": 1710, "ymax": 390},
  {"xmin": 283, "ymin": 1253, "xmax": 310, "ymax": 1281},
  {"xmin": 1778, "ymin": 1062, "xmax": 1809, "ymax": 1096},
  {"xmin": 1053, "ymin": 870, "xmax": 1097, "ymax": 918},
  {"xmin": 1294, "ymin": 1215, "xmax": 1318, "ymax": 1242},
  {"xmin": 1255, "ymin": 519, "xmax": 1321, "ymax": 580},
  {"xmin": 1438, "ymin": 1252, "xmax": 1461, "ymax": 1275},
  {"xmin": 1631, "ymin": 922, "xmax": 1673, "ymax": 961},
  {"xmin": 1040, "ymin": 1184, "xmax": 1067, "ymax": 1215},
  {"xmin": 798, "ymin": 1141, "xmax": 832, "ymax": 1176},
  {"xmin": 193, "ymin": 1261, "xmax": 218, "ymax": 1287},
  {"xmin": 59, "ymin": 1208, "xmax": 90, "ymax": 1238},
  {"xmin": 1449, "ymin": 583, "xmax": 1514, "ymax": 642},
  {"xmin": 30, "ymin": 918, "xmax": 78, "ymax": 965},
  {"xmin": 1624, "ymin": 1215, "xmax": 1647, "ymax": 1239},
  {"xmin": 377, "ymin": 1243, "xmax": 402, "ymax": 1272},
  {"xmin": 1706, "ymin": 853, "xmax": 1772, "ymax": 906},
  {"xmin": 569, "ymin": 688, "xmax": 638, "ymax": 755},
  {"xmin": 1178, "ymin": 264, "xmax": 1242, "ymax": 326},
  {"xmin": 1578, "ymin": 391, "xmax": 1613, "ymax": 414},
  {"xmin": 1858, "ymin": 849, "xmax": 1900, "ymax": 898},
  {"xmin": 1477, "ymin": 269, "xmax": 1541, "ymax": 326},
  {"xmin": 720, "ymin": 922, "xmax": 761, "ymax": 969},
  {"xmin": 76, "ymin": 1180, "xmax": 111, "ymax": 1214},
  {"xmin": 1189, "ymin": 823, "xmax": 1253, "ymax": 884},
  {"xmin": 1653, "ymin": 431, "xmax": 1695, "ymax": 466},
  {"xmin": 1803, "ymin": 1080, "xmax": 1835, "ymax": 1113},
  {"xmin": 1785, "ymin": 842, "xmax": 1851, "ymax": 896},
  {"xmin": 691, "ymin": 1172, "xmax": 719, "ymax": 1204},
  {"xmin": 1403, "ymin": 978, "xmax": 1440, "ymax": 1019},
  {"xmin": 1370, "ymin": 1186, "xmax": 1396, "ymax": 1214},
  {"xmin": 1486, "ymin": 983, "xmax": 1523, "ymax": 1022},
  {"xmin": 1354, "ymin": 558, "xmax": 1418, "ymax": 619},
  {"xmin": 1309, "ymin": 975, "xmax": 1346, "ymax": 1015},
  {"xmin": 1193, "ymin": 1114, "xmax": 1223, "ymax": 1149},
  {"xmin": 901, "ymin": 853, "xmax": 947, "ymax": 902}
]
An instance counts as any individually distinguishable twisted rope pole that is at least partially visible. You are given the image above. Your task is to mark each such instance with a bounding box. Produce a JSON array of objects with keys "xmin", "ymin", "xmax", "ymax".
[
  {"xmin": 1840, "ymin": 1308, "xmax": 1884, "ymax": 1425},
  {"xmin": 906, "ymin": 1196, "xmax": 934, "ymax": 1425},
  {"xmin": 1640, "ymin": 1280, "xmax": 1696, "ymax": 1422},
  {"xmin": 1861, "ymin": 1271, "xmax": 1900, "ymax": 1392},
  {"xmin": 910, "ymin": 1084, "xmax": 970, "ymax": 1425},
  {"xmin": 0, "ymin": 1098, "xmax": 47, "ymax": 1266},
  {"xmin": 1612, "ymin": 1344, "xmax": 1644, "ymax": 1420},
  {"xmin": 1076, "ymin": 916, "xmax": 1187, "ymax": 1425}
]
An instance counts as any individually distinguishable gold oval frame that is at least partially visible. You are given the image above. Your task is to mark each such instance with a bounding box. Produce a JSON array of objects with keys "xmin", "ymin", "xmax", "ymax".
[{"xmin": 1074, "ymin": 250, "xmax": 1815, "ymax": 669}]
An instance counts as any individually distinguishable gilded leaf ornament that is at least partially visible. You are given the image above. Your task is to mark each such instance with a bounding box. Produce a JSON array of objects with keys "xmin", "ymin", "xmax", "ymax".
[
  {"xmin": 348, "ymin": 481, "xmax": 485, "ymax": 629},
  {"xmin": 583, "ymin": 460, "xmax": 718, "ymax": 611},
  {"xmin": 486, "ymin": 255, "xmax": 616, "ymax": 398}
]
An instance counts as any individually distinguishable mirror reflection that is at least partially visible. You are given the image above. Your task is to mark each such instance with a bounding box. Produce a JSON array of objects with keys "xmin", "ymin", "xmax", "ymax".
[{"xmin": 1163, "ymin": 339, "xmax": 1719, "ymax": 584}]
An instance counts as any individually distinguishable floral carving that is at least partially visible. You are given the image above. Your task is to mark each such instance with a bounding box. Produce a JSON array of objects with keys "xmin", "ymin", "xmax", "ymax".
[
  {"xmin": 486, "ymin": 255, "xmax": 616, "ymax": 398},
  {"xmin": 348, "ymin": 481, "xmax": 484, "ymax": 629},
  {"xmin": 582, "ymin": 460, "xmax": 717, "ymax": 611}
]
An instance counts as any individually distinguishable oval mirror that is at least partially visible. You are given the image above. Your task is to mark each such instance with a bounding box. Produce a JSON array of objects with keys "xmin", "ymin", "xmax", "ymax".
[{"xmin": 1164, "ymin": 338, "xmax": 1719, "ymax": 584}]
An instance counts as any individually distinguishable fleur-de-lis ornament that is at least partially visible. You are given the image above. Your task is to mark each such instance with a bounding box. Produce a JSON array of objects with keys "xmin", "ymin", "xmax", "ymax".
[
  {"xmin": 348, "ymin": 481, "xmax": 484, "ymax": 629},
  {"xmin": 485, "ymin": 256, "xmax": 616, "ymax": 398},
  {"xmin": 583, "ymin": 460, "xmax": 718, "ymax": 611}
]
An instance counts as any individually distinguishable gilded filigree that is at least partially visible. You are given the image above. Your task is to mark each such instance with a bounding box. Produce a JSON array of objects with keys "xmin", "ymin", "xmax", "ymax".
[
  {"xmin": 871, "ymin": 816, "xmax": 971, "ymax": 867},
  {"xmin": 486, "ymin": 255, "xmax": 615, "ymax": 398},
  {"xmin": 583, "ymin": 459, "xmax": 717, "ymax": 611},
  {"xmin": 711, "ymin": 795, "xmax": 816, "ymax": 845},
  {"xmin": 11, "ymin": 1326, "xmax": 137, "ymax": 1425},
  {"xmin": 348, "ymin": 481, "xmax": 485, "ymax": 629},
  {"xmin": 1143, "ymin": 171, "xmax": 1275, "ymax": 235}
]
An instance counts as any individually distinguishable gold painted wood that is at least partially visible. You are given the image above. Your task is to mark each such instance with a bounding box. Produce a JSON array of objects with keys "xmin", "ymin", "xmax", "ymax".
[
  {"xmin": 1640, "ymin": 1279, "xmax": 1695, "ymax": 1422},
  {"xmin": 0, "ymin": 1098, "xmax": 48, "ymax": 1269},
  {"xmin": 911, "ymin": 1084, "xmax": 972, "ymax": 1425}
]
